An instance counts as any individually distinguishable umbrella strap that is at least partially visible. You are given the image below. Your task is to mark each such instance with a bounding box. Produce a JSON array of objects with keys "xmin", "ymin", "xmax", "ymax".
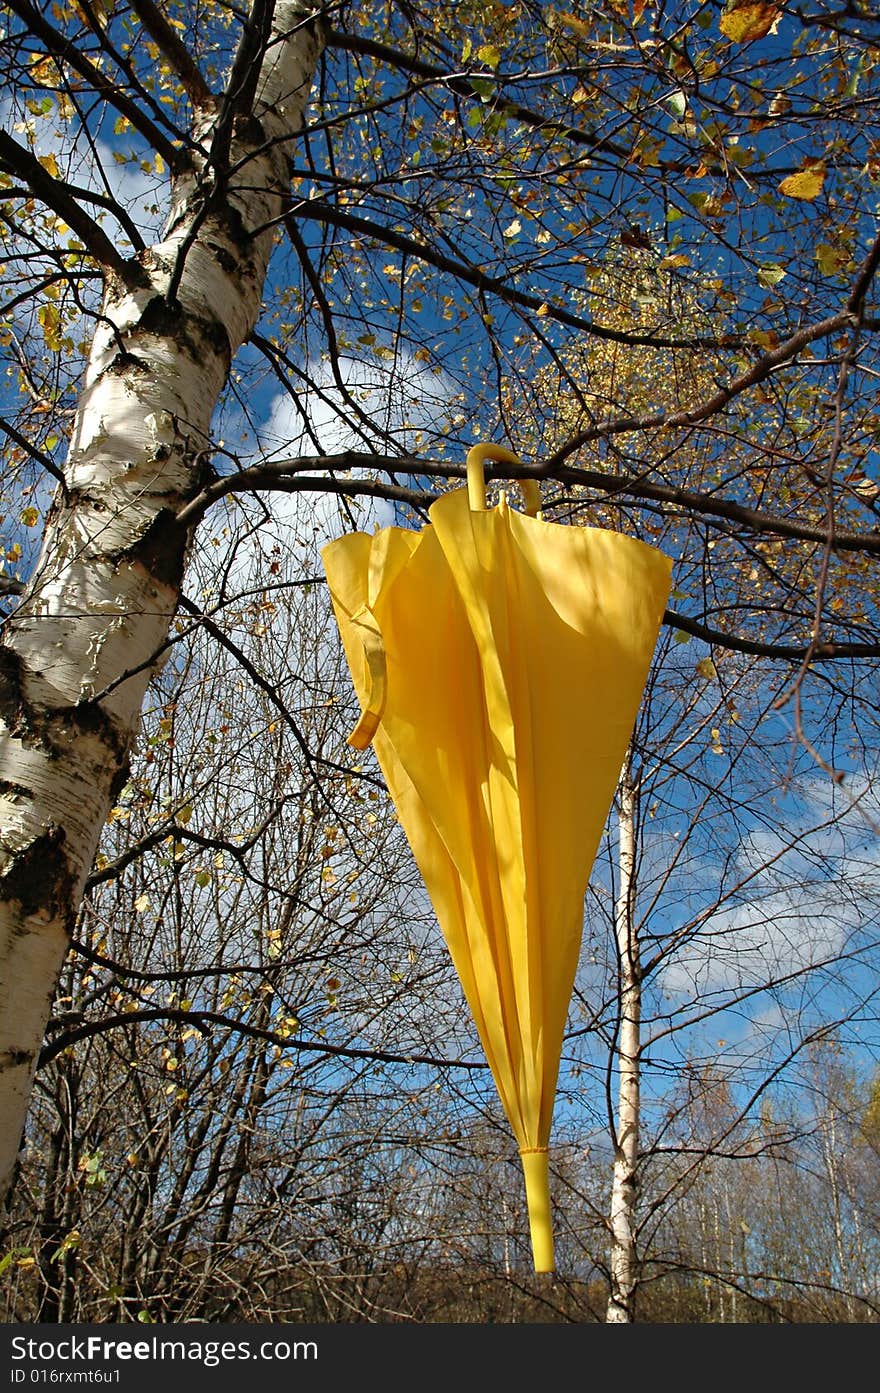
[
  {"xmin": 346, "ymin": 604, "xmax": 386, "ymax": 751},
  {"xmin": 466, "ymin": 444, "xmax": 541, "ymax": 517}
]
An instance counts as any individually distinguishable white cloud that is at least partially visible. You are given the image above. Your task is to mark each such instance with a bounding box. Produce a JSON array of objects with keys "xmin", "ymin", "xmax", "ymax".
[
  {"xmin": 0, "ymin": 95, "xmax": 168, "ymax": 249},
  {"xmin": 258, "ymin": 350, "xmax": 458, "ymax": 462},
  {"xmin": 213, "ymin": 348, "xmax": 458, "ymax": 553},
  {"xmin": 659, "ymin": 773, "xmax": 880, "ymax": 998}
]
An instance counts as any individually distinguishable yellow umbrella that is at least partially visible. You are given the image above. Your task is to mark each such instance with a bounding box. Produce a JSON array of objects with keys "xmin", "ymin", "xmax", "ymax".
[{"xmin": 321, "ymin": 445, "xmax": 671, "ymax": 1272}]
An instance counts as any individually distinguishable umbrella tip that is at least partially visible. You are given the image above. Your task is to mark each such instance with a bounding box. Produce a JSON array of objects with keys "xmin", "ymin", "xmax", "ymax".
[{"xmin": 520, "ymin": 1147, "xmax": 556, "ymax": 1274}]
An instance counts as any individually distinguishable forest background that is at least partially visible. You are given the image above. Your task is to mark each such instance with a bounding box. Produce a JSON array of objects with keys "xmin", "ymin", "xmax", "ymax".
[{"xmin": 0, "ymin": 0, "xmax": 879, "ymax": 1324}]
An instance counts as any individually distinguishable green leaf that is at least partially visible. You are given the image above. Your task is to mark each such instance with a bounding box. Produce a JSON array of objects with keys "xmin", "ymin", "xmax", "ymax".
[
  {"xmin": 815, "ymin": 242, "xmax": 845, "ymax": 277},
  {"xmin": 477, "ymin": 43, "xmax": 500, "ymax": 69},
  {"xmin": 757, "ymin": 262, "xmax": 786, "ymax": 287},
  {"xmin": 674, "ymin": 630, "xmax": 692, "ymax": 645},
  {"xmin": 0, "ymin": 1248, "xmax": 30, "ymax": 1278},
  {"xmin": 470, "ymin": 77, "xmax": 495, "ymax": 102}
]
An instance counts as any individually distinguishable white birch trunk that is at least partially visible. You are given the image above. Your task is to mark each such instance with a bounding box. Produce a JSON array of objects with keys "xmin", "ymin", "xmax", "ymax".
[
  {"xmin": 606, "ymin": 758, "xmax": 641, "ymax": 1323},
  {"xmin": 0, "ymin": 2, "xmax": 326, "ymax": 1206}
]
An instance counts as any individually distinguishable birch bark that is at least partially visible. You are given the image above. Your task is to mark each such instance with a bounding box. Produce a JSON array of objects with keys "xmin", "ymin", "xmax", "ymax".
[
  {"xmin": 606, "ymin": 757, "xmax": 641, "ymax": 1322},
  {"xmin": 0, "ymin": 2, "xmax": 326, "ymax": 1206}
]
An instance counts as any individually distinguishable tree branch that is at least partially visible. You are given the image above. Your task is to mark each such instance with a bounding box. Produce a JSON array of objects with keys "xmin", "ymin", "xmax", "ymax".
[
  {"xmin": 127, "ymin": 0, "xmax": 214, "ymax": 109},
  {"xmin": 176, "ymin": 450, "xmax": 880, "ymax": 560},
  {"xmin": 326, "ymin": 28, "xmax": 632, "ymax": 160},
  {"xmin": 0, "ymin": 131, "xmax": 131, "ymax": 277},
  {"xmin": 0, "ymin": 414, "xmax": 68, "ymax": 493},
  {"xmin": 665, "ymin": 608, "xmax": 880, "ymax": 662},
  {"xmin": 4, "ymin": 0, "xmax": 184, "ymax": 171},
  {"xmin": 38, "ymin": 1006, "xmax": 488, "ymax": 1072},
  {"xmin": 544, "ymin": 312, "xmax": 856, "ymax": 463},
  {"xmin": 290, "ymin": 199, "xmax": 741, "ymax": 351}
]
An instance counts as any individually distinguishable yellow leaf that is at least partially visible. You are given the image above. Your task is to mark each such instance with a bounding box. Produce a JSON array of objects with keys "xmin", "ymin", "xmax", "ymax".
[
  {"xmin": 476, "ymin": 44, "xmax": 500, "ymax": 69},
  {"xmin": 778, "ymin": 163, "xmax": 826, "ymax": 201},
  {"xmin": 38, "ymin": 153, "xmax": 59, "ymax": 180},
  {"xmin": 557, "ymin": 10, "xmax": 591, "ymax": 38},
  {"xmin": 29, "ymin": 56, "xmax": 59, "ymax": 89},
  {"xmin": 658, "ymin": 253, "xmax": 691, "ymax": 269},
  {"xmin": 720, "ymin": 3, "xmax": 781, "ymax": 43}
]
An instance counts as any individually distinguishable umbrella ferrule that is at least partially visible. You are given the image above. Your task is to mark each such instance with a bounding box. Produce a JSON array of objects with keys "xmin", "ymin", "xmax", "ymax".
[{"xmin": 519, "ymin": 1147, "xmax": 555, "ymax": 1273}]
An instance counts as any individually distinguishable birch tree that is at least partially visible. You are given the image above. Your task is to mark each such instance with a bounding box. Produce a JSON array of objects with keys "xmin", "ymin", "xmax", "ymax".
[
  {"xmin": 606, "ymin": 755, "xmax": 640, "ymax": 1322},
  {"xmin": 0, "ymin": 0, "xmax": 328, "ymax": 1205}
]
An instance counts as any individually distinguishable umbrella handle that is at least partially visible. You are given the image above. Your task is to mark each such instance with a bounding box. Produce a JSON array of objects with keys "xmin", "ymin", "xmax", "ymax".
[{"xmin": 466, "ymin": 444, "xmax": 541, "ymax": 518}]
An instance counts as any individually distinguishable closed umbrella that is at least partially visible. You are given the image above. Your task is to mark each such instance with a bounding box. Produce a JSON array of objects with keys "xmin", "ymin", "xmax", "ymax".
[{"xmin": 321, "ymin": 445, "xmax": 671, "ymax": 1271}]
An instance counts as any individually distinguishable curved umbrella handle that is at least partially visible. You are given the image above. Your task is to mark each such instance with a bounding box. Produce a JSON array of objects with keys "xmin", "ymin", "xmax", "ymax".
[{"xmin": 466, "ymin": 443, "xmax": 541, "ymax": 518}]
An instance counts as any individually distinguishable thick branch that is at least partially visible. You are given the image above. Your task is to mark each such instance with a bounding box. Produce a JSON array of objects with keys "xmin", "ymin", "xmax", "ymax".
[
  {"xmin": 0, "ymin": 415, "xmax": 68, "ymax": 492},
  {"xmin": 38, "ymin": 1006, "xmax": 487, "ymax": 1072},
  {"xmin": 176, "ymin": 451, "xmax": 880, "ymax": 560},
  {"xmin": 0, "ymin": 131, "xmax": 130, "ymax": 277},
  {"xmin": 665, "ymin": 608, "xmax": 880, "ymax": 662},
  {"xmin": 848, "ymin": 225, "xmax": 880, "ymax": 317},
  {"xmin": 4, "ymin": 0, "xmax": 183, "ymax": 170},
  {"xmin": 128, "ymin": 0, "xmax": 214, "ymax": 109}
]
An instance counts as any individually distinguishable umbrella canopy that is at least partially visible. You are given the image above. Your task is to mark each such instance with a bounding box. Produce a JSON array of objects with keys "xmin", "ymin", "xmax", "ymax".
[{"xmin": 321, "ymin": 445, "xmax": 672, "ymax": 1272}]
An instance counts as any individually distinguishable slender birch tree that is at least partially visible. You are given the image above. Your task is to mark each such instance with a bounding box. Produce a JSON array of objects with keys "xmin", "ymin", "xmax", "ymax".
[{"xmin": 606, "ymin": 754, "xmax": 641, "ymax": 1322}]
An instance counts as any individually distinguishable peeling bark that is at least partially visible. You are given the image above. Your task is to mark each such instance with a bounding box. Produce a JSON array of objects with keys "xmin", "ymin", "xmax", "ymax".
[{"xmin": 0, "ymin": 2, "xmax": 327, "ymax": 1206}]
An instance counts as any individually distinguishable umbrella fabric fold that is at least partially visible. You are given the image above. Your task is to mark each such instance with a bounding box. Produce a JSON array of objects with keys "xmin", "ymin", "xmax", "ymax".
[{"xmin": 321, "ymin": 446, "xmax": 672, "ymax": 1272}]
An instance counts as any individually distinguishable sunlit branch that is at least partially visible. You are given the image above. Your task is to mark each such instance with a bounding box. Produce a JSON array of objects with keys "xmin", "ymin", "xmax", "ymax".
[{"xmin": 544, "ymin": 313, "xmax": 857, "ymax": 464}]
